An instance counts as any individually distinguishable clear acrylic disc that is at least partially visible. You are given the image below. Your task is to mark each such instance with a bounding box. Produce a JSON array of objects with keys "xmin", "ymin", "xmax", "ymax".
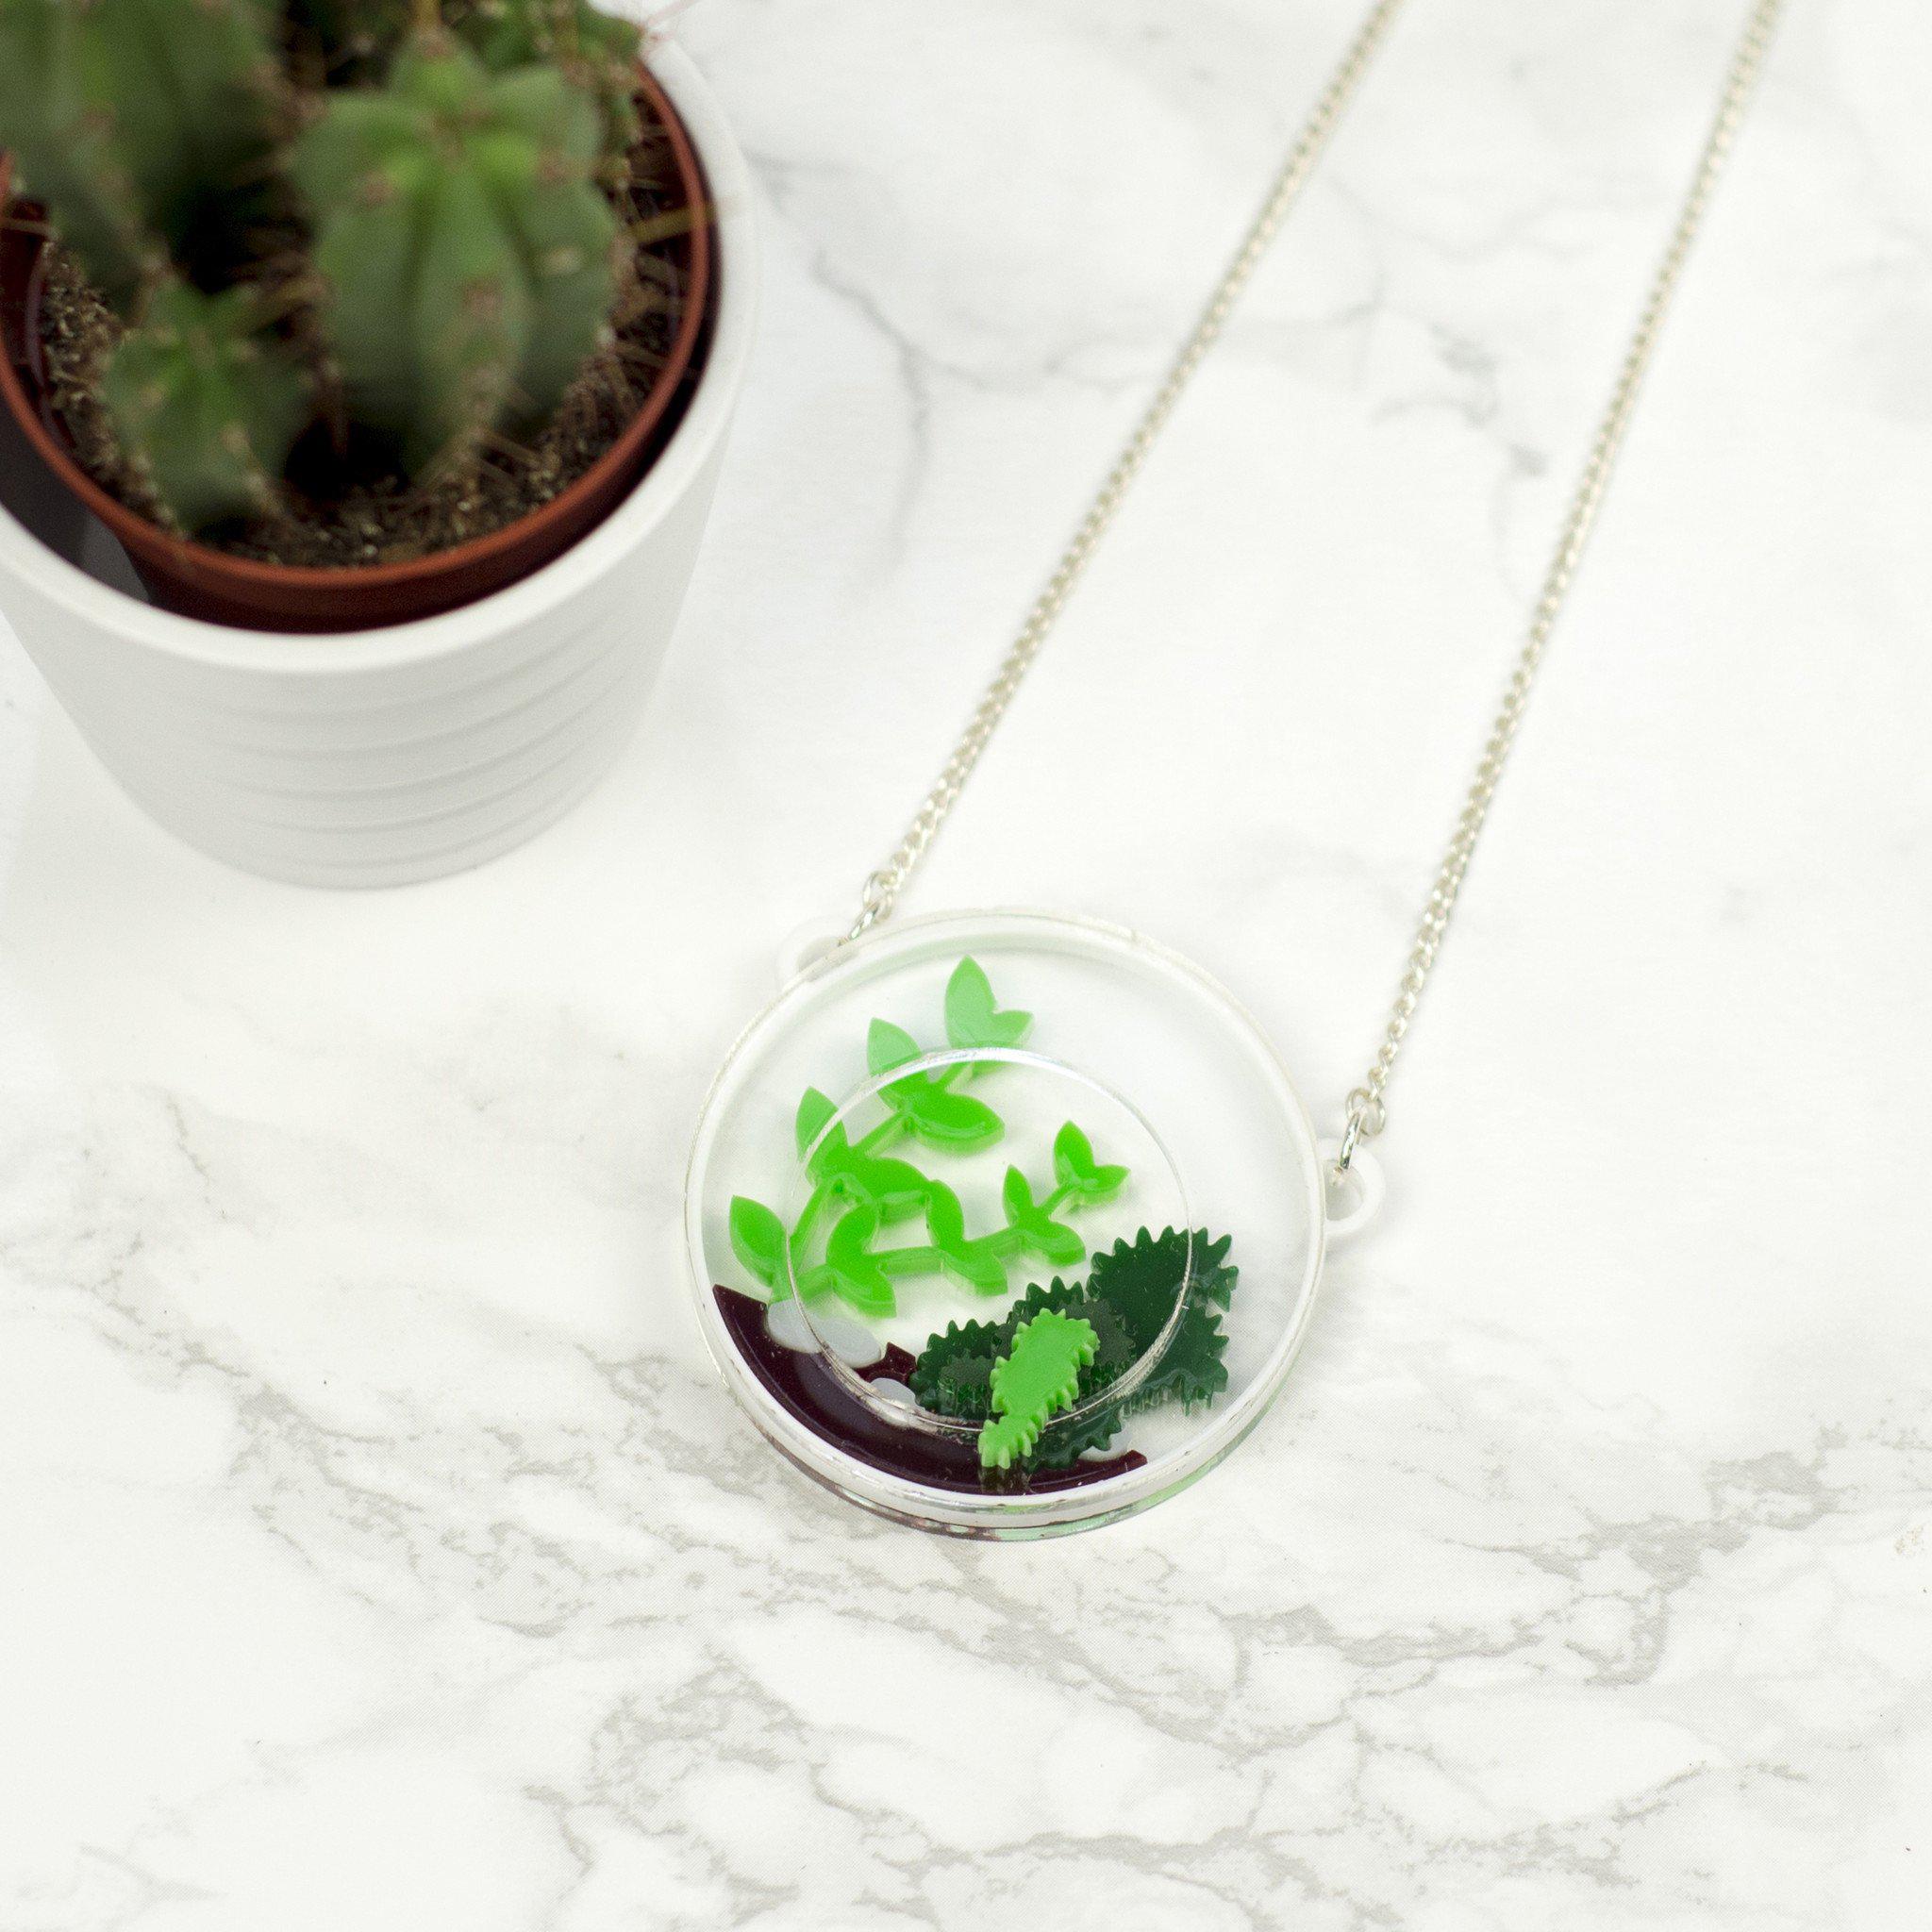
[{"xmin": 683, "ymin": 909, "xmax": 1328, "ymax": 1538}]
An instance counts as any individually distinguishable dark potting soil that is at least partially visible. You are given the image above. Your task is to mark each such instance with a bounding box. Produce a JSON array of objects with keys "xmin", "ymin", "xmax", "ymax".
[
  {"xmin": 713, "ymin": 1287, "xmax": 1151, "ymax": 1498},
  {"xmin": 35, "ymin": 109, "xmax": 697, "ymax": 571}
]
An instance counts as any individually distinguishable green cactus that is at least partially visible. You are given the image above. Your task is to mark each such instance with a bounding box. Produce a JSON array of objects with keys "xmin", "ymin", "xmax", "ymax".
[
  {"xmin": 0, "ymin": 1, "xmax": 670, "ymax": 540},
  {"xmin": 0, "ymin": 0, "xmax": 282, "ymax": 309},
  {"xmin": 451, "ymin": 0, "xmax": 642, "ymax": 160},
  {"xmin": 100, "ymin": 281, "xmax": 309, "ymax": 532},
  {"xmin": 291, "ymin": 35, "xmax": 619, "ymax": 473},
  {"xmin": 288, "ymin": 0, "xmax": 413, "ymax": 73},
  {"xmin": 0, "ymin": 1, "xmax": 154, "ymax": 306}
]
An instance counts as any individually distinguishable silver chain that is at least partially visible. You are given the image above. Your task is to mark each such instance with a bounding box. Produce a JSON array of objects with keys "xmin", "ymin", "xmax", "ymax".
[
  {"xmin": 1333, "ymin": 0, "xmax": 1783, "ymax": 1170},
  {"xmin": 846, "ymin": 0, "xmax": 1786, "ymax": 1166},
  {"xmin": 846, "ymin": 0, "xmax": 1411, "ymax": 941}
]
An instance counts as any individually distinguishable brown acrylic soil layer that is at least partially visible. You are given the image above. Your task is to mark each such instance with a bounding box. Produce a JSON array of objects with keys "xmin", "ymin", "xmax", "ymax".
[{"xmin": 715, "ymin": 1287, "xmax": 1149, "ymax": 1497}]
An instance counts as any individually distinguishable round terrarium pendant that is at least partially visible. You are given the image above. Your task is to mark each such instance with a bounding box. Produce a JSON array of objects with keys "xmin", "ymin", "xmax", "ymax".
[
  {"xmin": 685, "ymin": 911, "xmax": 1351, "ymax": 1537},
  {"xmin": 679, "ymin": 0, "xmax": 1784, "ymax": 1538}
]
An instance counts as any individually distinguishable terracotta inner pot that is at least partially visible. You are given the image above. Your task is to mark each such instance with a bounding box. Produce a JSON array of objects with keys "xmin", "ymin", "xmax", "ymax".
[{"xmin": 0, "ymin": 63, "xmax": 714, "ymax": 636}]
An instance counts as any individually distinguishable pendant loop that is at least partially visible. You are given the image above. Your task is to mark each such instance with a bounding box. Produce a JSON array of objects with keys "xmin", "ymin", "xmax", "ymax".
[
  {"xmin": 775, "ymin": 919, "xmax": 846, "ymax": 985},
  {"xmin": 1318, "ymin": 1141, "xmax": 1385, "ymax": 1246}
]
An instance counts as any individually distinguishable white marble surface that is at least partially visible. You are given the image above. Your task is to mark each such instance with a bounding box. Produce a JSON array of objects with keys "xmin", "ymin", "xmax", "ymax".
[{"xmin": 3, "ymin": 1, "xmax": 1928, "ymax": 1924}]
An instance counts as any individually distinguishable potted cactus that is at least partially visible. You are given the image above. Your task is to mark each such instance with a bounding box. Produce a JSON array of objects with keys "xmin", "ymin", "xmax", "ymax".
[{"xmin": 0, "ymin": 1, "xmax": 755, "ymax": 885}]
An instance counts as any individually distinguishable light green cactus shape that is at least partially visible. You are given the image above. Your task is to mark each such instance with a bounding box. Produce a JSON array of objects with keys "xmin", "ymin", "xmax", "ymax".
[
  {"xmin": 291, "ymin": 34, "xmax": 619, "ymax": 473},
  {"xmin": 100, "ymin": 282, "xmax": 310, "ymax": 533},
  {"xmin": 978, "ymin": 1310, "xmax": 1098, "ymax": 1471}
]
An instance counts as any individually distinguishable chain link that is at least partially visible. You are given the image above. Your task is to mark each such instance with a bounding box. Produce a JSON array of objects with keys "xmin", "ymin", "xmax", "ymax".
[
  {"xmin": 1334, "ymin": 0, "xmax": 1784, "ymax": 1168},
  {"xmin": 843, "ymin": 0, "xmax": 1785, "ymax": 1166},
  {"xmin": 846, "ymin": 0, "xmax": 1411, "ymax": 942}
]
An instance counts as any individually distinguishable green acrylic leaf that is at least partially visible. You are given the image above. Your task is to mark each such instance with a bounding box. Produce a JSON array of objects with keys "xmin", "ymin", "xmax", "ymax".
[
  {"xmin": 806, "ymin": 1119, "xmax": 860, "ymax": 1188},
  {"xmin": 1052, "ymin": 1121, "xmax": 1131, "ymax": 1201},
  {"xmin": 727, "ymin": 954, "xmax": 1134, "ymax": 1334},
  {"xmin": 799, "ymin": 1097, "xmax": 929, "ymax": 1221},
  {"xmin": 1002, "ymin": 1167, "xmax": 1036, "ymax": 1223},
  {"xmin": 901, "ymin": 1087, "xmax": 1003, "ymax": 1151},
  {"xmin": 921, "ymin": 1184, "xmax": 1008, "ymax": 1294},
  {"xmin": 823, "ymin": 1204, "xmax": 896, "ymax": 1318},
  {"xmin": 792, "ymin": 1263, "xmax": 838, "ymax": 1303},
  {"xmin": 809, "ymin": 1129, "xmax": 1124, "ymax": 1315},
  {"xmin": 942, "ymin": 1248, "xmax": 1009, "ymax": 1297},
  {"xmin": 922, "ymin": 1184, "xmax": 967, "ymax": 1248},
  {"xmin": 944, "ymin": 958, "xmax": 1033, "ymax": 1052},
  {"xmin": 866, "ymin": 1012, "xmax": 1004, "ymax": 1145},
  {"xmin": 1001, "ymin": 1165, "xmax": 1084, "ymax": 1267},
  {"xmin": 727, "ymin": 1196, "xmax": 787, "ymax": 1295},
  {"xmin": 979, "ymin": 1310, "xmax": 1098, "ymax": 1471},
  {"xmin": 823, "ymin": 1146, "xmax": 931, "ymax": 1223},
  {"xmin": 794, "ymin": 1087, "xmax": 837, "ymax": 1160},
  {"xmin": 803, "ymin": 1120, "xmax": 846, "ymax": 1184},
  {"xmin": 1020, "ymin": 1218, "xmax": 1087, "ymax": 1270},
  {"xmin": 867, "ymin": 1018, "xmax": 923, "ymax": 1079}
]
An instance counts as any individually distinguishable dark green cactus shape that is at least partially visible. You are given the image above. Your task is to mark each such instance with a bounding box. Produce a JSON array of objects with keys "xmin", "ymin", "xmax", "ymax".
[
  {"xmin": 0, "ymin": 0, "xmax": 282, "ymax": 309},
  {"xmin": 291, "ymin": 34, "xmax": 618, "ymax": 475},
  {"xmin": 910, "ymin": 1228, "xmax": 1241, "ymax": 1476},
  {"xmin": 979, "ymin": 1310, "xmax": 1098, "ymax": 1471},
  {"xmin": 100, "ymin": 281, "xmax": 309, "ymax": 532}
]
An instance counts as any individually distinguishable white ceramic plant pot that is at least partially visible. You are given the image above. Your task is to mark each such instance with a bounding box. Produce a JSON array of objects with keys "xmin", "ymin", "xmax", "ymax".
[{"xmin": 0, "ymin": 45, "xmax": 756, "ymax": 889}]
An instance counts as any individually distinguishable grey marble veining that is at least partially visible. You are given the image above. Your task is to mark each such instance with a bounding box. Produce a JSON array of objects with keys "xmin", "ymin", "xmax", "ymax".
[{"xmin": 2, "ymin": 1, "xmax": 1928, "ymax": 1925}]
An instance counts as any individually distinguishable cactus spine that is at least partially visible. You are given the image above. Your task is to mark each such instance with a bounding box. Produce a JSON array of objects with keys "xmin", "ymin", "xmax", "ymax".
[
  {"xmin": 101, "ymin": 281, "xmax": 309, "ymax": 531},
  {"xmin": 0, "ymin": 2, "xmax": 652, "ymax": 536},
  {"xmin": 293, "ymin": 36, "xmax": 618, "ymax": 473},
  {"xmin": 0, "ymin": 0, "xmax": 282, "ymax": 309},
  {"xmin": 451, "ymin": 0, "xmax": 644, "ymax": 160},
  {"xmin": 288, "ymin": 1, "xmax": 412, "ymax": 73}
]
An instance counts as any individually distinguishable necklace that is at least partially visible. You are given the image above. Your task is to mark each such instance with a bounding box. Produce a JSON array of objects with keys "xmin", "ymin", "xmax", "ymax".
[{"xmin": 684, "ymin": 0, "xmax": 1786, "ymax": 1537}]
